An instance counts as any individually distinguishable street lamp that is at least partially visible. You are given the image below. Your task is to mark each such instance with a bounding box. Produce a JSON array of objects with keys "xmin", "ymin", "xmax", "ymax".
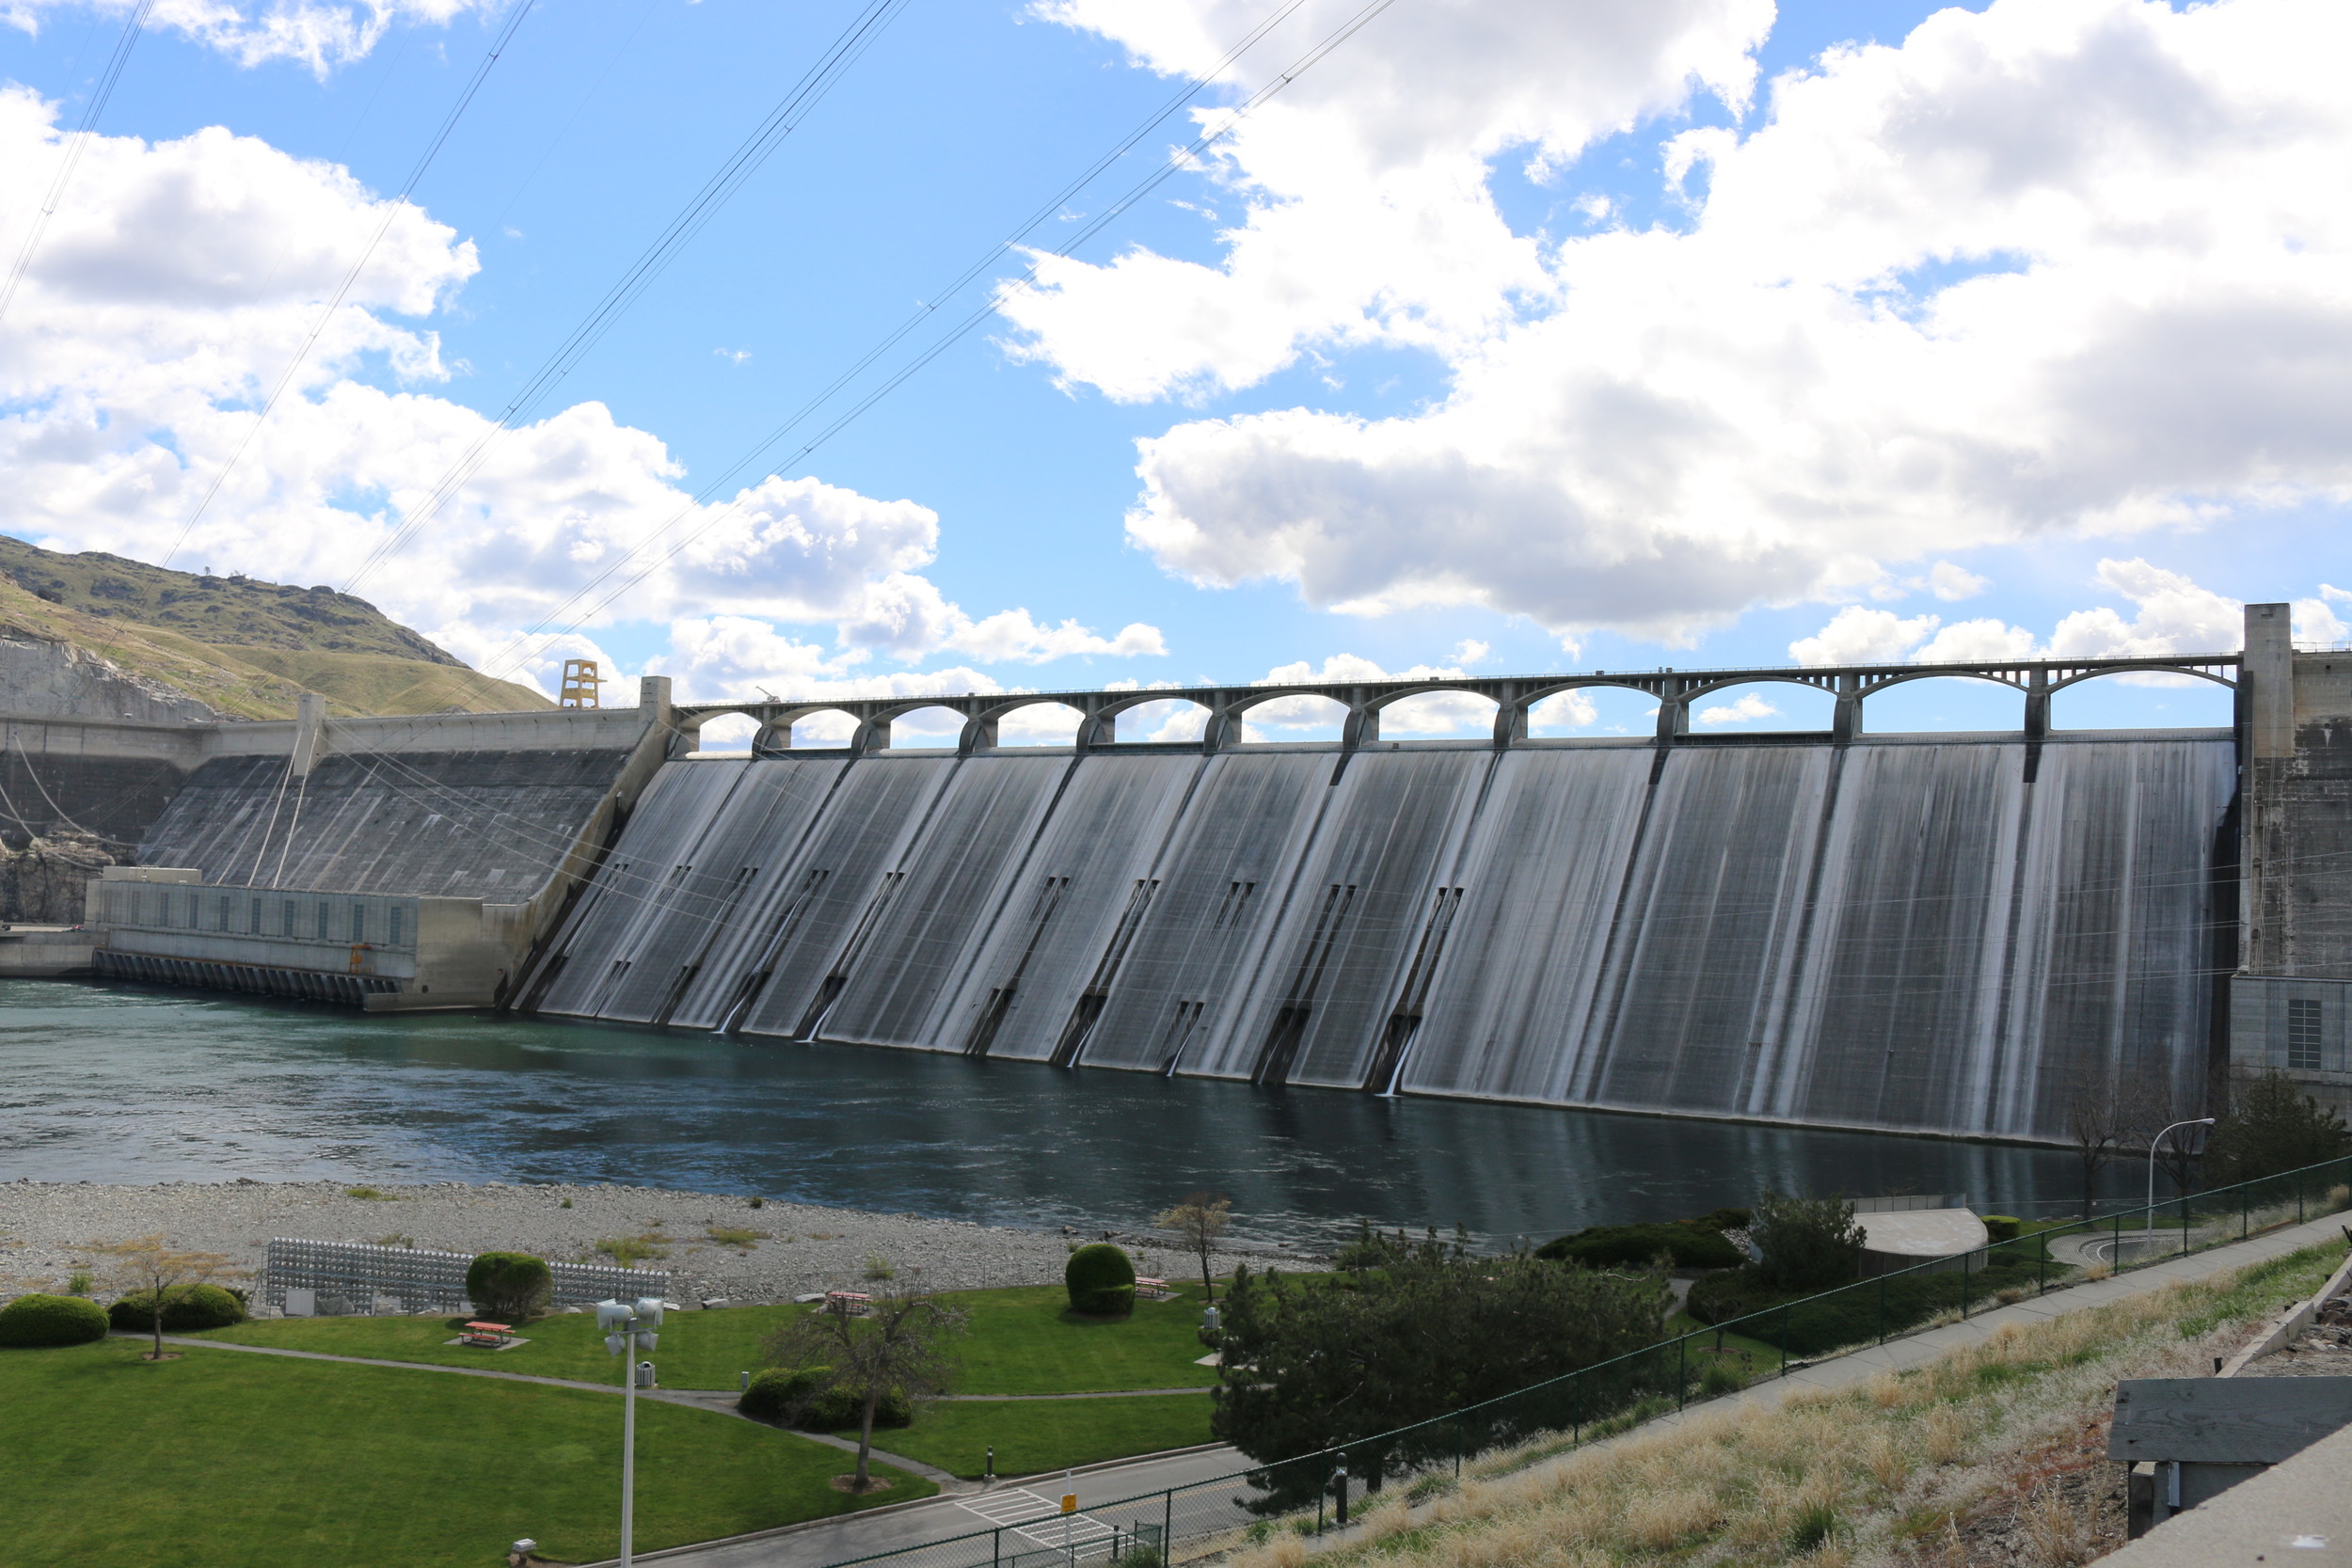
[
  {"xmin": 2145, "ymin": 1118, "xmax": 2216, "ymax": 1250},
  {"xmin": 597, "ymin": 1296, "xmax": 668, "ymax": 1567}
]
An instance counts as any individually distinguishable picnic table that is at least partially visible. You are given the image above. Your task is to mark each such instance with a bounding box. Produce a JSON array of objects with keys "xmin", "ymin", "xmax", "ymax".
[
  {"xmin": 461, "ymin": 1321, "xmax": 514, "ymax": 1347},
  {"xmin": 823, "ymin": 1291, "xmax": 873, "ymax": 1316},
  {"xmin": 1136, "ymin": 1277, "xmax": 1175, "ymax": 1300}
]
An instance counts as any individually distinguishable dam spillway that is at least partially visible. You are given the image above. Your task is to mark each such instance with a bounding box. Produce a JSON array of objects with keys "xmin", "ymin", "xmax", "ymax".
[{"xmin": 521, "ymin": 732, "xmax": 2237, "ymax": 1144}]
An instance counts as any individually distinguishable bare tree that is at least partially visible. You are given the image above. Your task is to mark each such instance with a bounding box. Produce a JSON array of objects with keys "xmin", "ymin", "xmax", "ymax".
[
  {"xmin": 1156, "ymin": 1193, "xmax": 1232, "ymax": 1302},
  {"xmin": 761, "ymin": 1291, "xmax": 968, "ymax": 1492},
  {"xmin": 97, "ymin": 1234, "xmax": 237, "ymax": 1361},
  {"xmin": 2062, "ymin": 1069, "xmax": 2133, "ymax": 1223}
]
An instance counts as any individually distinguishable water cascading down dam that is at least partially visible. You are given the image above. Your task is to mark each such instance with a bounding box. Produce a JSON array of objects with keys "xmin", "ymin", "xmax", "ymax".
[{"xmin": 515, "ymin": 642, "xmax": 2262, "ymax": 1146}]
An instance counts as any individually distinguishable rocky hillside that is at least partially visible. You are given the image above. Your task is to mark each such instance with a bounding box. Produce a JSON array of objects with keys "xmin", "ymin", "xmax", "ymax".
[{"xmin": 0, "ymin": 534, "xmax": 548, "ymax": 721}]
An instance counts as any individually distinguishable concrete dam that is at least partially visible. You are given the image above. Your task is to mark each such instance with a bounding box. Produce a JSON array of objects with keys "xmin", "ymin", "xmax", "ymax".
[
  {"xmin": 519, "ymin": 732, "xmax": 2233, "ymax": 1144},
  {"xmin": 21, "ymin": 604, "xmax": 2347, "ymax": 1145}
]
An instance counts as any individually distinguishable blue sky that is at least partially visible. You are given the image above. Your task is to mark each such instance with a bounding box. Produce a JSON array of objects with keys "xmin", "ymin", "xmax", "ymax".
[{"xmin": 0, "ymin": 0, "xmax": 2345, "ymax": 741}]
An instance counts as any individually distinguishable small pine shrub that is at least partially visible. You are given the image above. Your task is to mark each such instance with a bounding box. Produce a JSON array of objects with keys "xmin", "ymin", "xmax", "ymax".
[
  {"xmin": 0, "ymin": 1292, "xmax": 110, "ymax": 1347},
  {"xmin": 1065, "ymin": 1242, "xmax": 1137, "ymax": 1316},
  {"xmin": 465, "ymin": 1252, "xmax": 552, "ymax": 1322},
  {"xmin": 105, "ymin": 1283, "xmax": 247, "ymax": 1333}
]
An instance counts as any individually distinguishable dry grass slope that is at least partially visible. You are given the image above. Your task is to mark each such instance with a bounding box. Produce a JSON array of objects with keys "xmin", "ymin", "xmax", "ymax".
[
  {"xmin": 1219, "ymin": 1241, "xmax": 2344, "ymax": 1568},
  {"xmin": 0, "ymin": 537, "xmax": 547, "ymax": 718}
]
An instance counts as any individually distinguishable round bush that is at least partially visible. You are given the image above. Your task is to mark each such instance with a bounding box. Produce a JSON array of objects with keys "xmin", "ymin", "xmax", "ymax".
[
  {"xmin": 1065, "ymin": 1243, "xmax": 1137, "ymax": 1316},
  {"xmin": 0, "ymin": 1292, "xmax": 110, "ymax": 1348},
  {"xmin": 465, "ymin": 1252, "xmax": 551, "ymax": 1322},
  {"xmin": 105, "ymin": 1283, "xmax": 248, "ymax": 1334},
  {"xmin": 1981, "ymin": 1215, "xmax": 2023, "ymax": 1243},
  {"xmin": 739, "ymin": 1367, "xmax": 911, "ymax": 1429}
]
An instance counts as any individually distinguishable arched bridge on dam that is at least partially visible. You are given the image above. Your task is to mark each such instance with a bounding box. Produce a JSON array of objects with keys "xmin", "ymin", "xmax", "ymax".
[
  {"xmin": 669, "ymin": 652, "xmax": 2242, "ymax": 756},
  {"xmin": 491, "ymin": 649, "xmax": 2255, "ymax": 1148}
]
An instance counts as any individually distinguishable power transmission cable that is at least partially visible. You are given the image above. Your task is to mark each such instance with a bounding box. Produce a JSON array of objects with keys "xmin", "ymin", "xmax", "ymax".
[
  {"xmin": 339, "ymin": 0, "xmax": 916, "ymax": 596},
  {"xmin": 0, "ymin": 0, "xmax": 159, "ymax": 325},
  {"xmin": 342, "ymin": 0, "xmax": 1311, "ymax": 605},
  {"xmin": 471, "ymin": 0, "xmax": 1401, "ymax": 682},
  {"xmin": 140, "ymin": 0, "xmax": 541, "ymax": 581}
]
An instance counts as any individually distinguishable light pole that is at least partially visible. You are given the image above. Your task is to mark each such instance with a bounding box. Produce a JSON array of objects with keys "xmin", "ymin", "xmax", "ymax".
[
  {"xmin": 2145, "ymin": 1118, "xmax": 2216, "ymax": 1250},
  {"xmin": 598, "ymin": 1296, "xmax": 668, "ymax": 1567}
]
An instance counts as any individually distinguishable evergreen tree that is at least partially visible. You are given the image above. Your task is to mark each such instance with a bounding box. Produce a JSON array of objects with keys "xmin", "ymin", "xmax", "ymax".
[
  {"xmin": 1209, "ymin": 1230, "xmax": 1669, "ymax": 1509},
  {"xmin": 2202, "ymin": 1070, "xmax": 2352, "ymax": 1185}
]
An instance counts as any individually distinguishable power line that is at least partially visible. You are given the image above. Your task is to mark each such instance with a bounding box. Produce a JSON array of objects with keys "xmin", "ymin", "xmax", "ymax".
[
  {"xmin": 142, "ymin": 0, "xmax": 542, "ymax": 581},
  {"xmin": 340, "ymin": 0, "xmax": 918, "ymax": 597},
  {"xmin": 472, "ymin": 0, "xmax": 1400, "ymax": 686},
  {"xmin": 0, "ymin": 0, "xmax": 159, "ymax": 326}
]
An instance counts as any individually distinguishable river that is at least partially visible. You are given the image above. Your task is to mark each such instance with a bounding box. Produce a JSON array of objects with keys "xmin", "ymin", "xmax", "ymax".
[{"xmin": 0, "ymin": 979, "xmax": 2132, "ymax": 1247}]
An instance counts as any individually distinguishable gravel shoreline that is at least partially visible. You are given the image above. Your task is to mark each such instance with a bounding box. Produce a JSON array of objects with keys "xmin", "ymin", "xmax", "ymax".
[{"xmin": 0, "ymin": 1180, "xmax": 1294, "ymax": 1307}]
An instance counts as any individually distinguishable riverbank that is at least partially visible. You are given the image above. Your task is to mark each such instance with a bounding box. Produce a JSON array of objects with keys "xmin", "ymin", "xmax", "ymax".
[{"xmin": 0, "ymin": 1180, "xmax": 1282, "ymax": 1305}]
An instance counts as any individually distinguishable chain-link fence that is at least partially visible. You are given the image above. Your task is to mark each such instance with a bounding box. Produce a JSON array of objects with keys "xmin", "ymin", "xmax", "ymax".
[
  {"xmin": 261, "ymin": 1238, "xmax": 672, "ymax": 1315},
  {"xmin": 806, "ymin": 1154, "xmax": 2352, "ymax": 1568}
]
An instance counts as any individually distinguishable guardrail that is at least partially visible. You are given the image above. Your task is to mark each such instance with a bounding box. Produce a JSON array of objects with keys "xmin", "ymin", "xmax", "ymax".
[{"xmin": 804, "ymin": 1154, "xmax": 2352, "ymax": 1568}]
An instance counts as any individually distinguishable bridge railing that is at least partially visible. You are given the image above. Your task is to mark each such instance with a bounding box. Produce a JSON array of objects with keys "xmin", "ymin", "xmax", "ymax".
[{"xmin": 802, "ymin": 1151, "xmax": 2352, "ymax": 1568}]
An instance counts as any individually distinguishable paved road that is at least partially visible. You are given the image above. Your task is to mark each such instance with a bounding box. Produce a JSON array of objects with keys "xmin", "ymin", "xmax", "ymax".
[{"xmin": 626, "ymin": 1446, "xmax": 1257, "ymax": 1568}]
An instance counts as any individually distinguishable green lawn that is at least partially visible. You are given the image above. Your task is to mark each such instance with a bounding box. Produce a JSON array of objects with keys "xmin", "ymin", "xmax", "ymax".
[
  {"xmin": 0, "ymin": 1337, "xmax": 930, "ymax": 1568},
  {"xmin": 850, "ymin": 1394, "xmax": 1216, "ymax": 1480},
  {"xmin": 194, "ymin": 1281, "xmax": 1223, "ymax": 1395}
]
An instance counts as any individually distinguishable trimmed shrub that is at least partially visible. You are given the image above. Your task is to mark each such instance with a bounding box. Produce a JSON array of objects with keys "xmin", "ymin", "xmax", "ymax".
[
  {"xmin": 1065, "ymin": 1243, "xmax": 1137, "ymax": 1316},
  {"xmin": 738, "ymin": 1367, "xmax": 911, "ymax": 1429},
  {"xmin": 106, "ymin": 1283, "xmax": 247, "ymax": 1334},
  {"xmin": 1981, "ymin": 1215, "xmax": 2022, "ymax": 1243},
  {"xmin": 1536, "ymin": 1223, "xmax": 1742, "ymax": 1272},
  {"xmin": 1700, "ymin": 1208, "xmax": 1752, "ymax": 1233},
  {"xmin": 465, "ymin": 1252, "xmax": 552, "ymax": 1323},
  {"xmin": 0, "ymin": 1292, "xmax": 110, "ymax": 1347}
]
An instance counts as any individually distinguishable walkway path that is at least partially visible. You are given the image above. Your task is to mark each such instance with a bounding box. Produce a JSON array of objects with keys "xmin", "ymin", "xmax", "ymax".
[{"xmin": 613, "ymin": 1209, "xmax": 2352, "ymax": 1568}]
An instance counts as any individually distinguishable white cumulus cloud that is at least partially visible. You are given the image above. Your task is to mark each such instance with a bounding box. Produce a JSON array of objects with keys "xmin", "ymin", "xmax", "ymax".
[
  {"xmin": 2, "ymin": 0, "xmax": 500, "ymax": 76},
  {"xmin": 1063, "ymin": 0, "xmax": 2352, "ymax": 641},
  {"xmin": 0, "ymin": 91, "xmax": 1156, "ymax": 696}
]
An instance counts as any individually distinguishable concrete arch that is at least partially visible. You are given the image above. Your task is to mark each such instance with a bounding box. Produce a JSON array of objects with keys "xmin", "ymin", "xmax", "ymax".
[
  {"xmin": 1500, "ymin": 678, "xmax": 1669, "ymax": 742},
  {"xmin": 2045, "ymin": 665, "xmax": 2237, "ymax": 732},
  {"xmin": 1229, "ymin": 689, "xmax": 1352, "ymax": 745},
  {"xmin": 978, "ymin": 697, "xmax": 1089, "ymax": 749},
  {"xmin": 1366, "ymin": 685, "xmax": 1501, "ymax": 740},
  {"xmin": 879, "ymin": 704, "xmax": 973, "ymax": 749},
  {"xmin": 2045, "ymin": 661, "xmax": 2235, "ymax": 693},
  {"xmin": 1094, "ymin": 692, "xmax": 1216, "ymax": 745}
]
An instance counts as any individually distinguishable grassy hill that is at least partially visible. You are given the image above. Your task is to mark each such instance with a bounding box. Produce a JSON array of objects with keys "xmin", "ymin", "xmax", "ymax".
[{"xmin": 0, "ymin": 535, "xmax": 549, "ymax": 720}]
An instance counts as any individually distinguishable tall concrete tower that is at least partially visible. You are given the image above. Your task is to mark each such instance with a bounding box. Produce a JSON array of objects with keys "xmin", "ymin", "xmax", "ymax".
[{"xmin": 2233, "ymin": 602, "xmax": 2352, "ymax": 1115}]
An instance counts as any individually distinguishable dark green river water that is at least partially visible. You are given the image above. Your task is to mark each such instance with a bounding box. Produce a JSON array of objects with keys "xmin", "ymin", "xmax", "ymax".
[{"xmin": 0, "ymin": 980, "xmax": 2131, "ymax": 1246}]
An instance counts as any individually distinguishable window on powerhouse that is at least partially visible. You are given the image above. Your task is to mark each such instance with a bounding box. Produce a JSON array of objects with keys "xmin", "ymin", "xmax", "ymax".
[{"xmin": 2287, "ymin": 997, "xmax": 2324, "ymax": 1071}]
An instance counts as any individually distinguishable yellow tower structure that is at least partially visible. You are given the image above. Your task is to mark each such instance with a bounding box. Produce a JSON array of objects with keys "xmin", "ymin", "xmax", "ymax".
[{"xmin": 558, "ymin": 658, "xmax": 603, "ymax": 709}]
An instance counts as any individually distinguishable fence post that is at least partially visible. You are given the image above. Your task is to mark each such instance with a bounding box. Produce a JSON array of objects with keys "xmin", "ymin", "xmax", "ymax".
[
  {"xmin": 2180, "ymin": 1189, "xmax": 2190, "ymax": 1258},
  {"xmin": 994, "ymin": 1527, "xmax": 1002, "ymax": 1568},
  {"xmin": 1961, "ymin": 1247, "xmax": 1969, "ymax": 1319},
  {"xmin": 2242, "ymin": 1183, "xmax": 2249, "ymax": 1242},
  {"xmin": 1163, "ymin": 1489, "xmax": 1172, "ymax": 1568},
  {"xmin": 1677, "ymin": 1332, "xmax": 1687, "ymax": 1411},
  {"xmin": 2298, "ymin": 1176, "xmax": 2305, "ymax": 1226},
  {"xmin": 1878, "ymin": 1273, "xmax": 1887, "ymax": 1344},
  {"xmin": 1780, "ymin": 1304, "xmax": 1790, "ymax": 1376},
  {"xmin": 1454, "ymin": 1419, "xmax": 1462, "ymax": 1479}
]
